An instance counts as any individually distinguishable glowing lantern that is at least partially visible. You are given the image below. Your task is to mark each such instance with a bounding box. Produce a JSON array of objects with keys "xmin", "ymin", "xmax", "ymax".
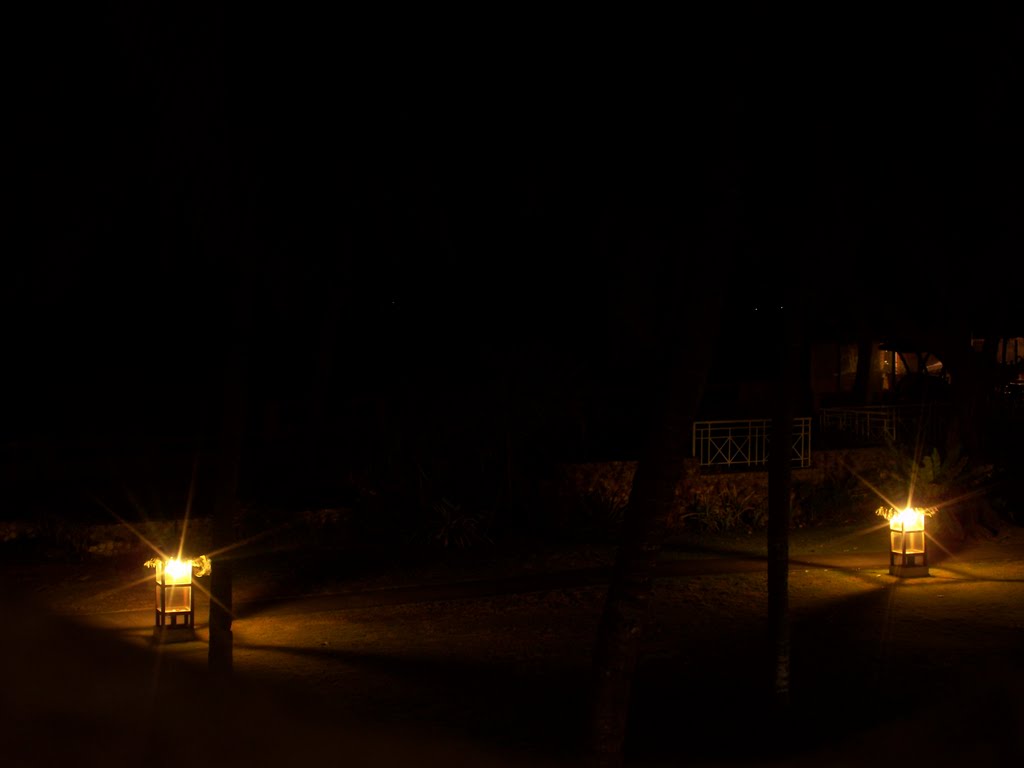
[
  {"xmin": 878, "ymin": 507, "xmax": 931, "ymax": 578},
  {"xmin": 144, "ymin": 555, "xmax": 211, "ymax": 643}
]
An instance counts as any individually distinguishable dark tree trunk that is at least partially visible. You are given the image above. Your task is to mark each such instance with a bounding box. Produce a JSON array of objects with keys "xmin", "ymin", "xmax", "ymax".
[
  {"xmin": 149, "ymin": 3, "xmax": 254, "ymax": 685},
  {"xmin": 852, "ymin": 335, "xmax": 875, "ymax": 404},
  {"xmin": 585, "ymin": 162, "xmax": 737, "ymax": 768},
  {"xmin": 208, "ymin": 332, "xmax": 246, "ymax": 682},
  {"xmin": 767, "ymin": 306, "xmax": 800, "ymax": 728},
  {"xmin": 587, "ymin": 298, "xmax": 720, "ymax": 767},
  {"xmin": 587, "ymin": 73, "xmax": 740, "ymax": 758},
  {"xmin": 923, "ymin": 331, "xmax": 984, "ymax": 460},
  {"xmin": 308, "ymin": 246, "xmax": 349, "ymax": 438}
]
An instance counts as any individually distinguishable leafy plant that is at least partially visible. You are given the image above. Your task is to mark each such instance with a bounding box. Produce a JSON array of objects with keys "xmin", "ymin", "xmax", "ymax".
[
  {"xmin": 792, "ymin": 466, "xmax": 867, "ymax": 527},
  {"xmin": 879, "ymin": 441, "xmax": 996, "ymax": 540},
  {"xmin": 681, "ymin": 480, "xmax": 766, "ymax": 533},
  {"xmin": 430, "ymin": 497, "xmax": 493, "ymax": 550},
  {"xmin": 571, "ymin": 487, "xmax": 628, "ymax": 541}
]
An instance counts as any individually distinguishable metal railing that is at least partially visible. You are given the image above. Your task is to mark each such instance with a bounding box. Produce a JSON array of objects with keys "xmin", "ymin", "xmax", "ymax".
[
  {"xmin": 819, "ymin": 406, "xmax": 896, "ymax": 442},
  {"xmin": 818, "ymin": 404, "xmax": 949, "ymax": 446},
  {"xmin": 692, "ymin": 417, "xmax": 812, "ymax": 469}
]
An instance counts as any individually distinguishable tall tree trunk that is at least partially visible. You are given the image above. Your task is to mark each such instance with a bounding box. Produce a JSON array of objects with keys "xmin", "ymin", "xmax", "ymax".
[
  {"xmin": 208, "ymin": 328, "xmax": 246, "ymax": 682},
  {"xmin": 152, "ymin": 2, "xmax": 253, "ymax": 684},
  {"xmin": 852, "ymin": 336, "xmax": 875, "ymax": 404},
  {"xmin": 767, "ymin": 305, "xmax": 800, "ymax": 732},
  {"xmin": 587, "ymin": 60, "xmax": 742, "ymax": 764},
  {"xmin": 308, "ymin": 239, "xmax": 350, "ymax": 439},
  {"xmin": 588, "ymin": 163, "xmax": 738, "ymax": 768},
  {"xmin": 588, "ymin": 293, "xmax": 720, "ymax": 767}
]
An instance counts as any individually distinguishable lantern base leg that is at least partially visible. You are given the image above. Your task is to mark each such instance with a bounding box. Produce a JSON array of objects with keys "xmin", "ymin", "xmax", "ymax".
[
  {"xmin": 890, "ymin": 563, "xmax": 930, "ymax": 578},
  {"xmin": 153, "ymin": 625, "xmax": 197, "ymax": 644}
]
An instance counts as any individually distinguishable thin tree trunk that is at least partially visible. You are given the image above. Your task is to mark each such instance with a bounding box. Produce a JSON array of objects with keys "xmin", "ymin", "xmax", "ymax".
[
  {"xmin": 173, "ymin": 3, "xmax": 250, "ymax": 685},
  {"xmin": 208, "ymin": 332, "xmax": 245, "ymax": 682},
  {"xmin": 852, "ymin": 336, "xmax": 874, "ymax": 403},
  {"xmin": 767, "ymin": 307, "xmax": 800, "ymax": 724},
  {"xmin": 587, "ymin": 54, "xmax": 742, "ymax": 768},
  {"xmin": 587, "ymin": 209, "xmax": 733, "ymax": 765},
  {"xmin": 588, "ymin": 317, "xmax": 719, "ymax": 767}
]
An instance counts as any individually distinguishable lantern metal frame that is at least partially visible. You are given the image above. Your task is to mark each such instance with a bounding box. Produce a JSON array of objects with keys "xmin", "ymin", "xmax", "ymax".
[
  {"xmin": 888, "ymin": 508, "xmax": 930, "ymax": 578},
  {"xmin": 152, "ymin": 557, "xmax": 197, "ymax": 644}
]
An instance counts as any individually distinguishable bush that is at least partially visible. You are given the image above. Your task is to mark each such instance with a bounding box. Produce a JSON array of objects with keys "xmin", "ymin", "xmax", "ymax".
[
  {"xmin": 679, "ymin": 478, "xmax": 766, "ymax": 533},
  {"xmin": 792, "ymin": 466, "xmax": 868, "ymax": 527},
  {"xmin": 427, "ymin": 497, "xmax": 494, "ymax": 550},
  {"xmin": 565, "ymin": 486, "xmax": 627, "ymax": 542},
  {"xmin": 874, "ymin": 441, "xmax": 1000, "ymax": 541}
]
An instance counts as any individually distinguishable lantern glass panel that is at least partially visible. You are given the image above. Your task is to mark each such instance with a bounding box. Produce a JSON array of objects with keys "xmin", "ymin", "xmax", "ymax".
[
  {"xmin": 890, "ymin": 529, "xmax": 926, "ymax": 555},
  {"xmin": 156, "ymin": 583, "xmax": 192, "ymax": 612},
  {"xmin": 889, "ymin": 511, "xmax": 925, "ymax": 551},
  {"xmin": 155, "ymin": 558, "xmax": 193, "ymax": 614}
]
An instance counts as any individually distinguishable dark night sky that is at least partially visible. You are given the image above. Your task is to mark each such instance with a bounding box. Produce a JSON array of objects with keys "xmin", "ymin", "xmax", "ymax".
[{"xmin": 8, "ymin": 7, "xmax": 1023, "ymax": 463}]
